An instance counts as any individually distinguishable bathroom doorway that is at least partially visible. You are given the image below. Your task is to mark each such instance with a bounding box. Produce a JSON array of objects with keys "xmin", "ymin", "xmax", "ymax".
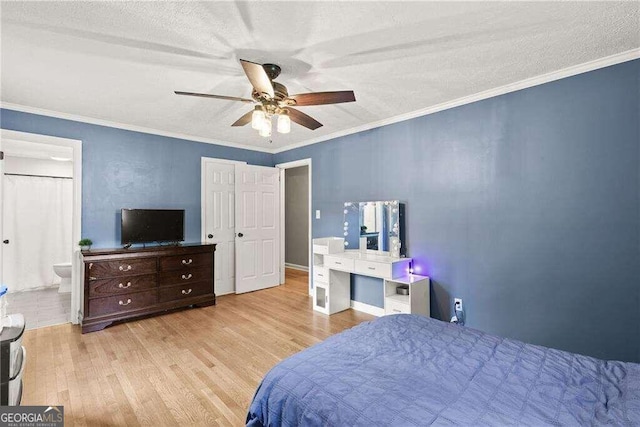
[{"xmin": 0, "ymin": 131, "xmax": 82, "ymax": 330}]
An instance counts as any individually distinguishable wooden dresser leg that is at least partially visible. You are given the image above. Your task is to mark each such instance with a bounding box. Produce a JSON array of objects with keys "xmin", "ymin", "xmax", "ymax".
[
  {"xmin": 82, "ymin": 321, "xmax": 113, "ymax": 334},
  {"xmin": 194, "ymin": 299, "xmax": 216, "ymax": 308}
]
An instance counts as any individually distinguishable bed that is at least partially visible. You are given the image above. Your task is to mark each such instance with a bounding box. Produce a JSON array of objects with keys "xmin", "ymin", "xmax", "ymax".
[{"xmin": 247, "ymin": 315, "xmax": 640, "ymax": 426}]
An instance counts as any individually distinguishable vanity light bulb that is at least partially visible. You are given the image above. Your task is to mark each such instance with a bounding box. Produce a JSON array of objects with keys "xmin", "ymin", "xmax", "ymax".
[
  {"xmin": 392, "ymin": 208, "xmax": 398, "ymax": 213},
  {"xmin": 344, "ymin": 232, "xmax": 348, "ymax": 236},
  {"xmin": 344, "ymin": 210, "xmax": 348, "ymax": 214},
  {"xmin": 344, "ymin": 242, "xmax": 349, "ymax": 246},
  {"xmin": 344, "ymin": 222, "xmax": 348, "ymax": 226}
]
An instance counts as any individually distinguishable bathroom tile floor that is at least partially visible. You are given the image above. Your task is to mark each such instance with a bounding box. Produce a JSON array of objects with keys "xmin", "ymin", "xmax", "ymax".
[{"xmin": 6, "ymin": 287, "xmax": 71, "ymax": 330}]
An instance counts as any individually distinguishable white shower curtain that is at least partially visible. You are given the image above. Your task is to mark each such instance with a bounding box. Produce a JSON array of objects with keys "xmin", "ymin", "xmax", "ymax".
[{"xmin": 2, "ymin": 175, "xmax": 73, "ymax": 292}]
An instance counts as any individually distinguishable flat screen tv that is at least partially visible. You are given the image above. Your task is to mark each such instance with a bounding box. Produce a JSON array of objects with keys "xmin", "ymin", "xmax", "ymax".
[{"xmin": 121, "ymin": 209, "xmax": 184, "ymax": 245}]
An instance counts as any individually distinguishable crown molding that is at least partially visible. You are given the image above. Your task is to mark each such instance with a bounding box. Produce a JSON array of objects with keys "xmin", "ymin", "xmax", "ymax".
[
  {"xmin": 2, "ymin": 48, "xmax": 637, "ymax": 156},
  {"xmin": 272, "ymin": 48, "xmax": 640, "ymax": 154},
  {"xmin": 0, "ymin": 102, "xmax": 275, "ymax": 154}
]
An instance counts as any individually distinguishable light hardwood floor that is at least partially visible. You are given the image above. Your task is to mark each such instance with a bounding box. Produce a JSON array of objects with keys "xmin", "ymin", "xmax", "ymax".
[{"xmin": 21, "ymin": 269, "xmax": 374, "ymax": 426}]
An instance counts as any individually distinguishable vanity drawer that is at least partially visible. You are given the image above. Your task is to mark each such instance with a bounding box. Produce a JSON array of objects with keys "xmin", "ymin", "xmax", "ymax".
[
  {"xmin": 158, "ymin": 267, "xmax": 212, "ymax": 287},
  {"xmin": 158, "ymin": 281, "xmax": 212, "ymax": 303},
  {"xmin": 355, "ymin": 260, "xmax": 392, "ymax": 279},
  {"xmin": 89, "ymin": 258, "xmax": 156, "ymax": 279},
  {"xmin": 324, "ymin": 256, "xmax": 354, "ymax": 272},
  {"xmin": 89, "ymin": 290, "xmax": 157, "ymax": 317},
  {"xmin": 385, "ymin": 298, "xmax": 410, "ymax": 315},
  {"xmin": 89, "ymin": 274, "xmax": 156, "ymax": 298},
  {"xmin": 159, "ymin": 253, "xmax": 212, "ymax": 271},
  {"xmin": 313, "ymin": 267, "xmax": 329, "ymax": 283}
]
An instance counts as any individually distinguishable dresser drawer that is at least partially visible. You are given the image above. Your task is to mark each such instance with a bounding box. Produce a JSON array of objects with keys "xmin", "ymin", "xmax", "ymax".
[
  {"xmin": 89, "ymin": 290, "xmax": 157, "ymax": 317},
  {"xmin": 158, "ymin": 267, "xmax": 212, "ymax": 287},
  {"xmin": 324, "ymin": 255, "xmax": 354, "ymax": 272},
  {"xmin": 158, "ymin": 281, "xmax": 212, "ymax": 303},
  {"xmin": 385, "ymin": 298, "xmax": 410, "ymax": 315},
  {"xmin": 355, "ymin": 260, "xmax": 392, "ymax": 279},
  {"xmin": 159, "ymin": 253, "xmax": 212, "ymax": 271},
  {"xmin": 313, "ymin": 266, "xmax": 329, "ymax": 283},
  {"xmin": 89, "ymin": 274, "xmax": 156, "ymax": 298},
  {"xmin": 89, "ymin": 258, "xmax": 156, "ymax": 279}
]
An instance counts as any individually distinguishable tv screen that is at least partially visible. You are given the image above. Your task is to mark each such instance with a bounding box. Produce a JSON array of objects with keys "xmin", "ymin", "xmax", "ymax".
[{"xmin": 121, "ymin": 209, "xmax": 184, "ymax": 244}]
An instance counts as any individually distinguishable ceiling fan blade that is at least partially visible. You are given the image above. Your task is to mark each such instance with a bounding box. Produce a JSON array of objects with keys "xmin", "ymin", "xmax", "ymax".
[
  {"xmin": 288, "ymin": 91, "xmax": 356, "ymax": 106},
  {"xmin": 231, "ymin": 110, "xmax": 254, "ymax": 127},
  {"xmin": 174, "ymin": 91, "xmax": 253, "ymax": 103},
  {"xmin": 287, "ymin": 108, "xmax": 323, "ymax": 130},
  {"xmin": 240, "ymin": 59, "xmax": 274, "ymax": 98}
]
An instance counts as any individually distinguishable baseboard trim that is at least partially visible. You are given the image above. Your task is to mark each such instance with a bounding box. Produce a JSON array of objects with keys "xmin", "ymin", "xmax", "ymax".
[
  {"xmin": 285, "ymin": 263, "xmax": 309, "ymax": 272},
  {"xmin": 350, "ymin": 300, "xmax": 384, "ymax": 317}
]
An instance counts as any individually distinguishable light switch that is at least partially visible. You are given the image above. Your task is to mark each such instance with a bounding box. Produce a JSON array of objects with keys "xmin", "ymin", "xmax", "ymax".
[{"xmin": 315, "ymin": 210, "xmax": 321, "ymax": 219}]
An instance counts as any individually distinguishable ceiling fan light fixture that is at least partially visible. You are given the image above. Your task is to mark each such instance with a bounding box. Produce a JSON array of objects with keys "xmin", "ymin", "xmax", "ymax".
[
  {"xmin": 251, "ymin": 106, "xmax": 266, "ymax": 130},
  {"xmin": 277, "ymin": 111, "xmax": 291, "ymax": 134},
  {"xmin": 259, "ymin": 117, "xmax": 272, "ymax": 137}
]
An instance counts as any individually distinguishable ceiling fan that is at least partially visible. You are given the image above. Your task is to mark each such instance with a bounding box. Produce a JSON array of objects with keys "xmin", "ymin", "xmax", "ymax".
[{"xmin": 175, "ymin": 59, "xmax": 356, "ymax": 138}]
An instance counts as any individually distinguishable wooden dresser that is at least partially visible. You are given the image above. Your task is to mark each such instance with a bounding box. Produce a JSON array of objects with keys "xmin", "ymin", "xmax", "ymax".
[{"xmin": 81, "ymin": 243, "xmax": 216, "ymax": 333}]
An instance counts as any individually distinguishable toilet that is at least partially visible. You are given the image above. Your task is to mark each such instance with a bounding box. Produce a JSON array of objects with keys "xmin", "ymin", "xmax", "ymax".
[{"xmin": 53, "ymin": 263, "xmax": 72, "ymax": 293}]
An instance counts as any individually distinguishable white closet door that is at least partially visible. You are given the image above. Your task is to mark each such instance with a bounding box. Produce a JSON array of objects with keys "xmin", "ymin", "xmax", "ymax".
[
  {"xmin": 235, "ymin": 165, "xmax": 280, "ymax": 294},
  {"xmin": 202, "ymin": 160, "xmax": 238, "ymax": 295}
]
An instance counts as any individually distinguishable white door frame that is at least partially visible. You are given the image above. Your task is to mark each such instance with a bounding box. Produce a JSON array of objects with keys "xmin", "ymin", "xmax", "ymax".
[
  {"xmin": 200, "ymin": 157, "xmax": 247, "ymax": 243},
  {"xmin": 276, "ymin": 158, "xmax": 312, "ymax": 295},
  {"xmin": 0, "ymin": 129, "xmax": 83, "ymax": 324}
]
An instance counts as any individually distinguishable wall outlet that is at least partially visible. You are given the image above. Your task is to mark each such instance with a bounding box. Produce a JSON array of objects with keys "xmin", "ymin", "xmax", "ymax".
[
  {"xmin": 315, "ymin": 210, "xmax": 321, "ymax": 219},
  {"xmin": 454, "ymin": 298, "xmax": 463, "ymax": 312}
]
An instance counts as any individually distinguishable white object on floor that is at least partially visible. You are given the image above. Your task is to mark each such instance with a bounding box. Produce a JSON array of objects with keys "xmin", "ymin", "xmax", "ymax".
[
  {"xmin": 53, "ymin": 262, "xmax": 72, "ymax": 293},
  {"xmin": 1, "ymin": 313, "xmax": 24, "ymax": 329}
]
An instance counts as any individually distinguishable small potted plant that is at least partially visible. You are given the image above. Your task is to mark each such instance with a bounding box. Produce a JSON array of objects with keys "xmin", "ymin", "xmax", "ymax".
[{"xmin": 79, "ymin": 238, "xmax": 93, "ymax": 251}]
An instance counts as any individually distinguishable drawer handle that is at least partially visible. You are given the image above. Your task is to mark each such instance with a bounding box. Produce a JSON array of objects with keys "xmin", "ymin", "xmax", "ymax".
[
  {"xmin": 182, "ymin": 288, "xmax": 192, "ymax": 295},
  {"xmin": 181, "ymin": 274, "xmax": 193, "ymax": 280},
  {"xmin": 335, "ymin": 261, "xmax": 342, "ymax": 265},
  {"xmin": 118, "ymin": 282, "xmax": 132, "ymax": 289},
  {"xmin": 182, "ymin": 259, "xmax": 193, "ymax": 265},
  {"xmin": 119, "ymin": 265, "xmax": 132, "ymax": 271},
  {"xmin": 317, "ymin": 273, "xmax": 324, "ymax": 277},
  {"xmin": 119, "ymin": 299, "xmax": 132, "ymax": 306},
  {"xmin": 393, "ymin": 309, "xmax": 402, "ymax": 313},
  {"xmin": 325, "ymin": 296, "xmax": 328, "ymax": 303},
  {"xmin": 367, "ymin": 267, "xmax": 376, "ymax": 270}
]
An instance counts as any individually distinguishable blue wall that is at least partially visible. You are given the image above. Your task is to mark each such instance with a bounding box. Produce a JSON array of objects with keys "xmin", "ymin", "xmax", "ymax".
[
  {"xmin": 275, "ymin": 59, "xmax": 640, "ymax": 362},
  {"xmin": 0, "ymin": 109, "xmax": 272, "ymax": 248},
  {"xmin": 2, "ymin": 60, "xmax": 638, "ymax": 362}
]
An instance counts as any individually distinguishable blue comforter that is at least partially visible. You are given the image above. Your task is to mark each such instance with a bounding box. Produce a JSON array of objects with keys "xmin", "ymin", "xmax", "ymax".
[{"xmin": 247, "ymin": 315, "xmax": 640, "ymax": 426}]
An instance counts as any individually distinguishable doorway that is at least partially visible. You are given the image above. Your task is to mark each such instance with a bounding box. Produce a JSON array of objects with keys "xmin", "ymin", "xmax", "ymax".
[
  {"xmin": 276, "ymin": 159, "xmax": 312, "ymax": 295},
  {"xmin": 0, "ymin": 130, "xmax": 82, "ymax": 328}
]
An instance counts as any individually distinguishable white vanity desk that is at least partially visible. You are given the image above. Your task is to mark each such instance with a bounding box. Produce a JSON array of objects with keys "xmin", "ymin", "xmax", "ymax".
[{"xmin": 313, "ymin": 238, "xmax": 430, "ymax": 317}]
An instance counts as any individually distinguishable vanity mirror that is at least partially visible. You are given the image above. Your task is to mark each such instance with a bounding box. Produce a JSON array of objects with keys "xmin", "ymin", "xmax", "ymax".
[{"xmin": 343, "ymin": 200, "xmax": 406, "ymax": 257}]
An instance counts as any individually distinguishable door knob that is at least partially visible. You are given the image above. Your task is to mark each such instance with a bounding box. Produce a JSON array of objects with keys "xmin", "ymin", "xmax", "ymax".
[
  {"xmin": 237, "ymin": 233, "xmax": 244, "ymax": 238},
  {"xmin": 207, "ymin": 234, "xmax": 213, "ymax": 239},
  {"xmin": 2, "ymin": 240, "xmax": 8, "ymax": 244}
]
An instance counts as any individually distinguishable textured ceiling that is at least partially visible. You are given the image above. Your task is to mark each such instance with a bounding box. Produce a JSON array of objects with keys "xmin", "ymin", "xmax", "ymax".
[{"xmin": 1, "ymin": 2, "xmax": 638, "ymax": 152}]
